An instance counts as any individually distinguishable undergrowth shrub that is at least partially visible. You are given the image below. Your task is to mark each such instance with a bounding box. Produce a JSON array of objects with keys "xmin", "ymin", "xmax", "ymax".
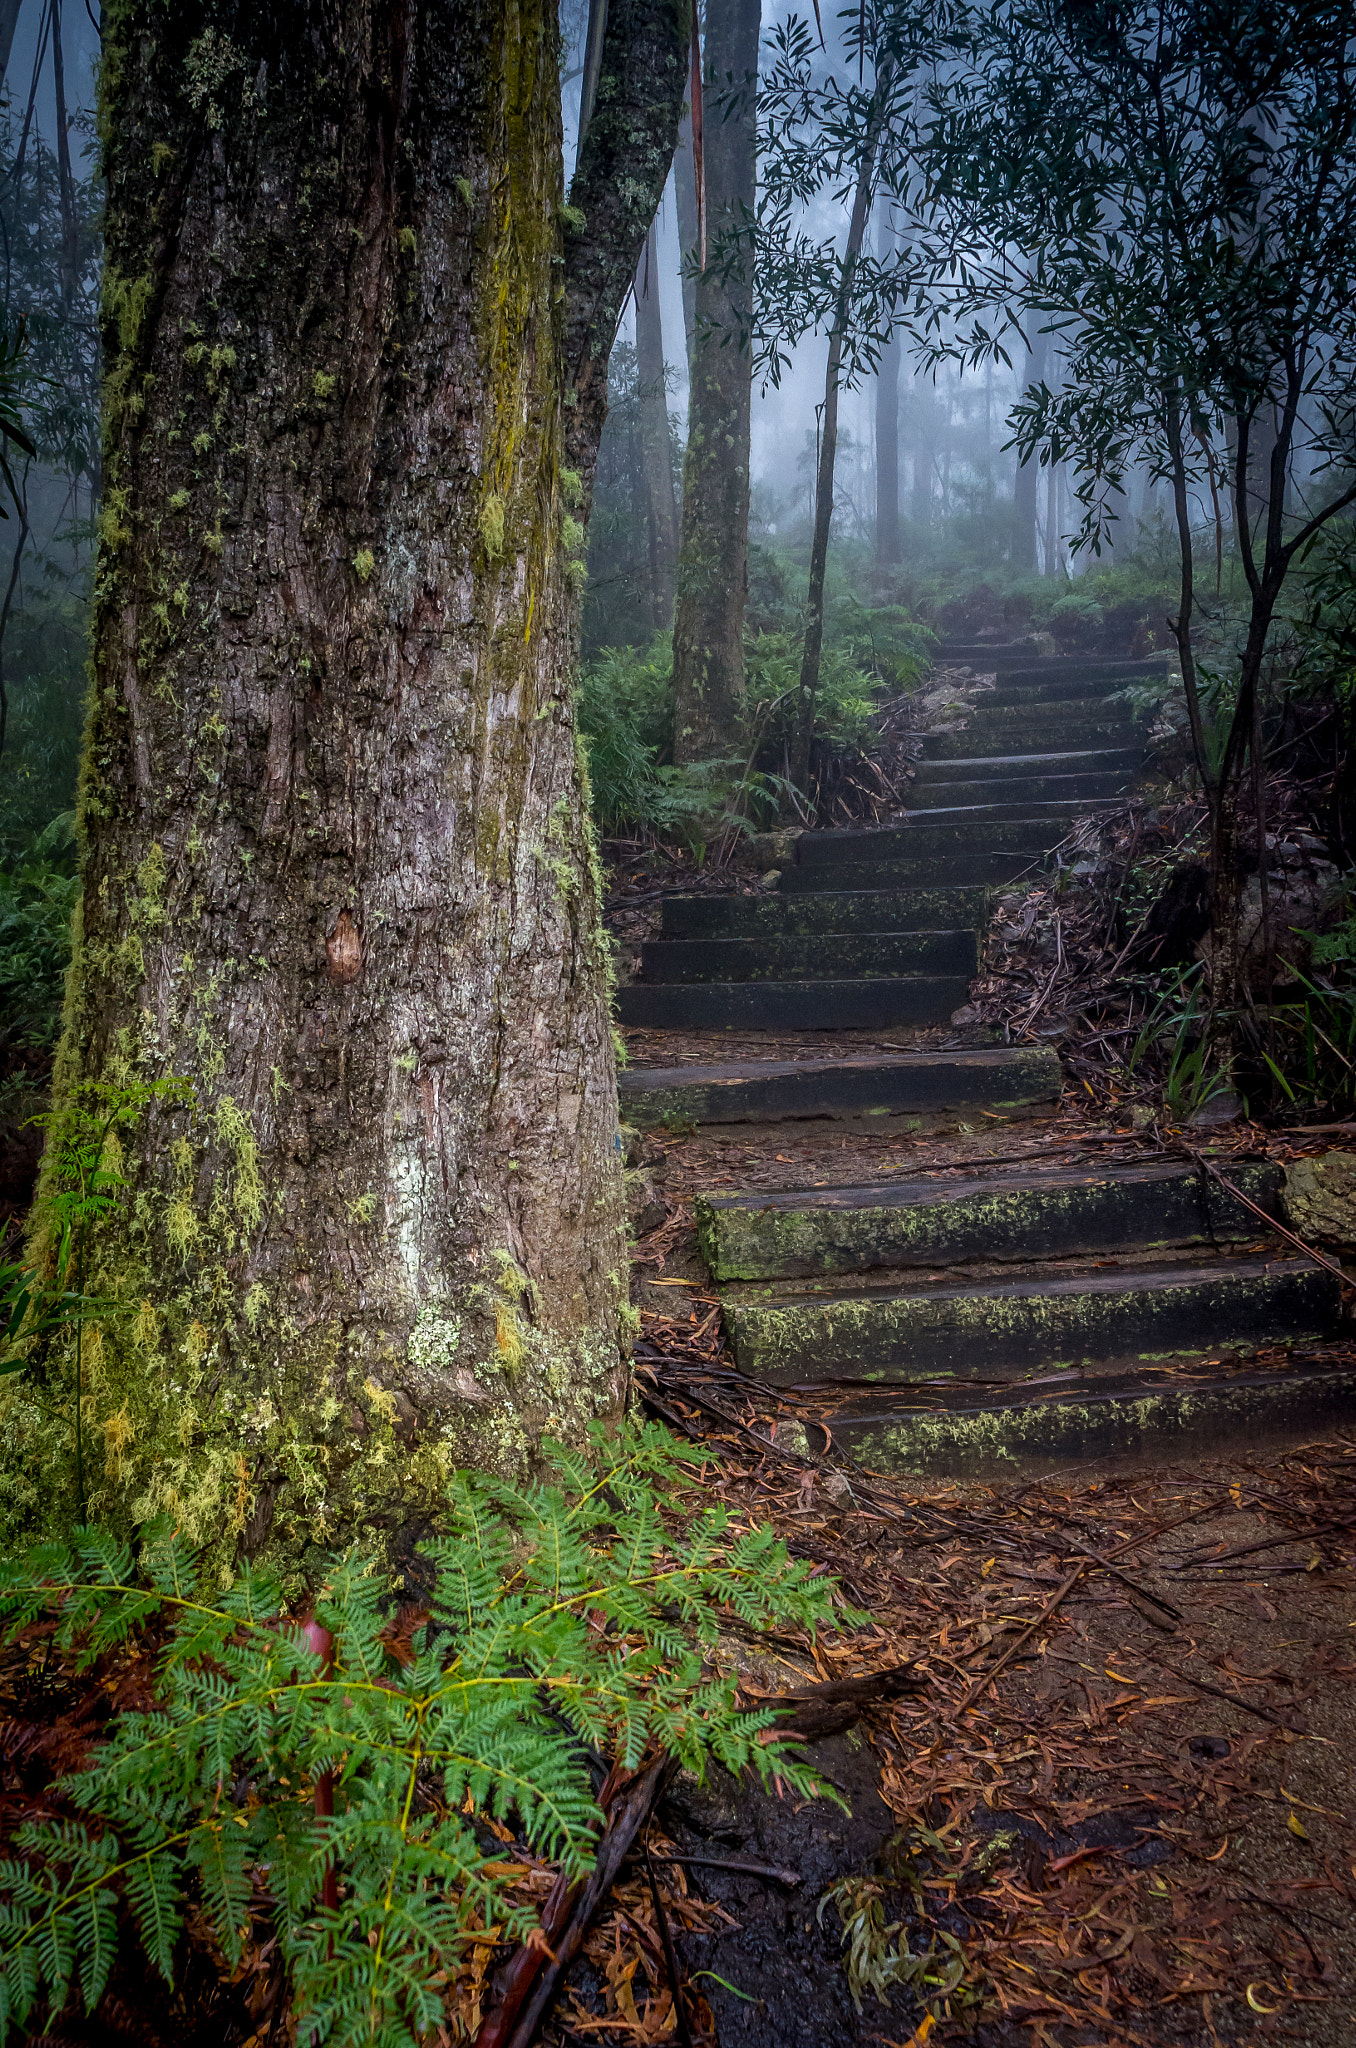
[
  {"xmin": 0, "ymin": 1424, "xmax": 841, "ymax": 2046},
  {"xmin": 0, "ymin": 812, "xmax": 77, "ymax": 1055}
]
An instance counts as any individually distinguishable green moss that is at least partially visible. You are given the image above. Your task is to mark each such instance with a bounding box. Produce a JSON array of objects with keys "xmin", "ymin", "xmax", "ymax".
[
  {"xmin": 312, "ymin": 370, "xmax": 336, "ymax": 399},
  {"xmin": 352, "ymin": 548, "xmax": 375, "ymax": 582}
]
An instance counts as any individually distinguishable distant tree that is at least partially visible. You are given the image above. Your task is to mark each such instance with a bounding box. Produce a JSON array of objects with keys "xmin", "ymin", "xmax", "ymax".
[{"xmin": 894, "ymin": 0, "xmax": 1356, "ymax": 995}]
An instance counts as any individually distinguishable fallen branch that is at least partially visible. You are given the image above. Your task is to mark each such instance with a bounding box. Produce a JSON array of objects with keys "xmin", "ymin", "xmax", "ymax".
[{"xmin": 474, "ymin": 1754, "xmax": 674, "ymax": 2048}]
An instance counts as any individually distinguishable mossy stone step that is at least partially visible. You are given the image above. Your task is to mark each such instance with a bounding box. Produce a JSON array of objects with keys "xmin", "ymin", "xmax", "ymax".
[
  {"xmin": 986, "ymin": 674, "xmax": 1163, "ymax": 707},
  {"xmin": 617, "ymin": 1045, "xmax": 1062, "ymax": 1129},
  {"xmin": 914, "ymin": 747, "xmax": 1140, "ymax": 781},
  {"xmin": 722, "ymin": 1256, "xmax": 1341, "ymax": 1382},
  {"xmin": 985, "ymin": 657, "xmax": 1169, "ymax": 688},
  {"xmin": 779, "ymin": 852, "xmax": 1043, "ymax": 891},
  {"xmin": 908, "ymin": 770, "xmax": 1131, "ymax": 810},
  {"xmin": 822, "ymin": 1365, "xmax": 1356, "ymax": 1478},
  {"xmin": 615, "ymin": 975, "xmax": 971, "ymax": 1032},
  {"xmin": 637, "ymin": 928, "xmax": 977, "ymax": 984},
  {"xmin": 795, "ymin": 818, "xmax": 1062, "ymax": 866},
  {"xmin": 920, "ymin": 719, "xmax": 1138, "ymax": 759},
  {"xmin": 660, "ymin": 886, "xmax": 989, "ymax": 938},
  {"xmin": 697, "ymin": 1159, "xmax": 1283, "ymax": 1281}
]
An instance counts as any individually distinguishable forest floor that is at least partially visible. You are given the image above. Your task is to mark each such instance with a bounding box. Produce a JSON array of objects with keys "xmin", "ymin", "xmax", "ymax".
[
  {"xmin": 601, "ymin": 1070, "xmax": 1356, "ymax": 2048},
  {"xmin": 591, "ymin": 804, "xmax": 1356, "ymax": 2048}
]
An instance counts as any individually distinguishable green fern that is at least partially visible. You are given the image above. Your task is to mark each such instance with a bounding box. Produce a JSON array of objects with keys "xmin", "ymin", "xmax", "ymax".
[{"xmin": 0, "ymin": 1422, "xmax": 841, "ymax": 2046}]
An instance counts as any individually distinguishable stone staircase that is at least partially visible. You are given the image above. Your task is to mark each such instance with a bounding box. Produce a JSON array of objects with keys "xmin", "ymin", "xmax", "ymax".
[{"xmin": 619, "ymin": 648, "xmax": 1352, "ymax": 1474}]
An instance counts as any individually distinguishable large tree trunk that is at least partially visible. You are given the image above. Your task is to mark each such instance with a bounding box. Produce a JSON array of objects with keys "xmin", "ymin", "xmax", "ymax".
[
  {"xmin": 634, "ymin": 227, "xmax": 680, "ymax": 626},
  {"xmin": 2, "ymin": 0, "xmax": 684, "ymax": 1570},
  {"xmin": 670, "ymin": 0, "xmax": 759, "ymax": 767},
  {"xmin": 0, "ymin": 0, "xmax": 22, "ymax": 97}
]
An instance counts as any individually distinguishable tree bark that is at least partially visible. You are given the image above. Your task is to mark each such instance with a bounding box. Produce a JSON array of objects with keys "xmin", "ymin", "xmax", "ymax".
[
  {"xmin": 670, "ymin": 0, "xmax": 759, "ymax": 767},
  {"xmin": 634, "ymin": 226, "xmax": 680, "ymax": 626},
  {"xmin": 2, "ymin": 0, "xmax": 684, "ymax": 1571}
]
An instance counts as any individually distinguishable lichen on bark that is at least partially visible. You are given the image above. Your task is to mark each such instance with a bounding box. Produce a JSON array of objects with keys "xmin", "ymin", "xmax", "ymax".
[{"xmin": 0, "ymin": 0, "xmax": 680, "ymax": 1579}]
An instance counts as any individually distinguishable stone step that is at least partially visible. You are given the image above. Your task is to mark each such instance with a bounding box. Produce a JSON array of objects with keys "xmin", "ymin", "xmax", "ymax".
[
  {"xmin": 779, "ymin": 851, "xmax": 1044, "ymax": 891},
  {"xmin": 914, "ymin": 747, "xmax": 1141, "ymax": 782},
  {"xmin": 697, "ymin": 1159, "xmax": 1283, "ymax": 1282},
  {"xmin": 908, "ymin": 770, "xmax": 1131, "ymax": 811},
  {"xmin": 795, "ymin": 818, "xmax": 1062, "ymax": 867},
  {"xmin": 614, "ymin": 975, "xmax": 970, "ymax": 1032},
  {"xmin": 722, "ymin": 1255, "xmax": 1341, "ymax": 1383},
  {"xmin": 822, "ymin": 1364, "xmax": 1356, "ymax": 1478},
  {"xmin": 986, "ymin": 657, "xmax": 1169, "ymax": 686},
  {"xmin": 919, "ymin": 719, "xmax": 1138, "ymax": 759},
  {"xmin": 660, "ymin": 886, "xmax": 990, "ymax": 938},
  {"xmin": 897, "ymin": 801, "xmax": 1086, "ymax": 826},
  {"xmin": 986, "ymin": 674, "xmax": 1161, "ymax": 707},
  {"xmin": 618, "ymin": 1045, "xmax": 1062, "ymax": 1128},
  {"xmin": 638, "ymin": 928, "xmax": 978, "ymax": 984}
]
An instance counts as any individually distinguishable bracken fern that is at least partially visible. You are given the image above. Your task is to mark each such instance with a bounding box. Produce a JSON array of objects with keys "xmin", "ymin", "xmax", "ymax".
[{"xmin": 0, "ymin": 1422, "xmax": 840, "ymax": 2046}]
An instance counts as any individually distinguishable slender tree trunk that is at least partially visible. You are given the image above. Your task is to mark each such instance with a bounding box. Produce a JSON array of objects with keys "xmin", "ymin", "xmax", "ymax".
[
  {"xmin": 50, "ymin": 0, "xmax": 79, "ymax": 310},
  {"xmin": 634, "ymin": 226, "xmax": 679, "ymax": 626},
  {"xmin": 3, "ymin": 0, "xmax": 684, "ymax": 1568},
  {"xmin": 673, "ymin": 107, "xmax": 699, "ymax": 369},
  {"xmin": 874, "ymin": 224, "xmax": 900, "ymax": 575},
  {"xmin": 1012, "ymin": 329, "xmax": 1047, "ymax": 572},
  {"xmin": 0, "ymin": 0, "xmax": 23, "ymax": 96},
  {"xmin": 794, "ymin": 67, "xmax": 891, "ymax": 791},
  {"xmin": 670, "ymin": 0, "xmax": 759, "ymax": 767}
]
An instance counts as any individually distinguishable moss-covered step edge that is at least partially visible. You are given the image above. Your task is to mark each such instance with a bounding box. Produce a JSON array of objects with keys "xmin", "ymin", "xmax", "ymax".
[
  {"xmin": 778, "ymin": 854, "xmax": 1043, "ymax": 892},
  {"xmin": 637, "ymin": 928, "xmax": 978, "ymax": 985},
  {"xmin": 795, "ymin": 817, "xmax": 1065, "ymax": 864},
  {"xmin": 908, "ymin": 770, "xmax": 1132, "ymax": 811},
  {"xmin": 983, "ymin": 657, "xmax": 1169, "ymax": 687},
  {"xmin": 721, "ymin": 1257, "xmax": 1341, "ymax": 1382},
  {"xmin": 696, "ymin": 1159, "xmax": 1283, "ymax": 1282},
  {"xmin": 825, "ymin": 1367, "xmax": 1356, "ymax": 1478},
  {"xmin": 617, "ymin": 1045, "xmax": 1062, "ymax": 1129},
  {"xmin": 915, "ymin": 746, "xmax": 1141, "ymax": 780},
  {"xmin": 614, "ymin": 975, "xmax": 971, "ymax": 1032},
  {"xmin": 936, "ymin": 652, "xmax": 1168, "ymax": 680},
  {"xmin": 660, "ymin": 886, "xmax": 990, "ymax": 938}
]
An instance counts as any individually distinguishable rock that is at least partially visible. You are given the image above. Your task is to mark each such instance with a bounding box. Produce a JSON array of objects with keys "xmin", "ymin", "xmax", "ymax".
[
  {"xmin": 746, "ymin": 827, "xmax": 802, "ymax": 868},
  {"xmin": 619, "ymin": 1121, "xmax": 665, "ymax": 1171},
  {"xmin": 775, "ymin": 1420, "xmax": 811, "ymax": 1459},
  {"xmin": 1188, "ymin": 1089, "xmax": 1243, "ymax": 1128},
  {"xmin": 625, "ymin": 1165, "xmax": 668, "ymax": 1239},
  {"xmin": 1283, "ymin": 1151, "xmax": 1356, "ymax": 1249},
  {"xmin": 950, "ymin": 1003, "xmax": 982, "ymax": 1025},
  {"xmin": 760, "ymin": 868, "xmax": 781, "ymax": 890}
]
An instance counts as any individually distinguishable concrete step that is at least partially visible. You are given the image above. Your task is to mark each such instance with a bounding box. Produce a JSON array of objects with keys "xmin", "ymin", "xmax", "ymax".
[
  {"xmin": 987, "ymin": 657, "xmax": 1170, "ymax": 687},
  {"xmin": 618, "ymin": 1045, "xmax": 1062, "ymax": 1129},
  {"xmin": 986, "ymin": 674, "xmax": 1162, "ymax": 708},
  {"xmin": 779, "ymin": 851, "xmax": 1044, "ymax": 891},
  {"xmin": 908, "ymin": 770, "xmax": 1131, "ymax": 810},
  {"xmin": 722, "ymin": 1254, "xmax": 1341, "ymax": 1383},
  {"xmin": 919, "ymin": 719, "xmax": 1138, "ymax": 759},
  {"xmin": 914, "ymin": 747, "xmax": 1141, "ymax": 781},
  {"xmin": 823, "ymin": 1364, "xmax": 1356, "ymax": 1478},
  {"xmin": 638, "ymin": 928, "xmax": 978, "ymax": 984},
  {"xmin": 795, "ymin": 818, "xmax": 1063, "ymax": 867},
  {"xmin": 660, "ymin": 886, "xmax": 990, "ymax": 939},
  {"xmin": 697, "ymin": 1158, "xmax": 1283, "ymax": 1282},
  {"xmin": 614, "ymin": 975, "xmax": 970, "ymax": 1032}
]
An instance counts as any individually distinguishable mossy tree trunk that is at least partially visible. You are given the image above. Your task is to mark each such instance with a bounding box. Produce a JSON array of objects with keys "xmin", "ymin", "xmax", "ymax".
[
  {"xmin": 670, "ymin": 0, "xmax": 759, "ymax": 767},
  {"xmin": 634, "ymin": 227, "xmax": 680, "ymax": 627},
  {"xmin": 2, "ymin": 0, "xmax": 684, "ymax": 1573}
]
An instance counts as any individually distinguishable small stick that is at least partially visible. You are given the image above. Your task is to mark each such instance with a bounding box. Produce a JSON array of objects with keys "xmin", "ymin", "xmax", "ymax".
[
  {"xmin": 643, "ymin": 1846, "xmax": 697, "ymax": 2048},
  {"xmin": 953, "ymin": 1561, "xmax": 1088, "ymax": 1715},
  {"xmin": 646, "ymin": 1850, "xmax": 802, "ymax": 1886}
]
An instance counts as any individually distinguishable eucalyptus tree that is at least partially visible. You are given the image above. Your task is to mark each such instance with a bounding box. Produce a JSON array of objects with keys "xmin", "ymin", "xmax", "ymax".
[
  {"xmin": 893, "ymin": 0, "xmax": 1356, "ymax": 991},
  {"xmin": 0, "ymin": 0, "xmax": 687, "ymax": 1568}
]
